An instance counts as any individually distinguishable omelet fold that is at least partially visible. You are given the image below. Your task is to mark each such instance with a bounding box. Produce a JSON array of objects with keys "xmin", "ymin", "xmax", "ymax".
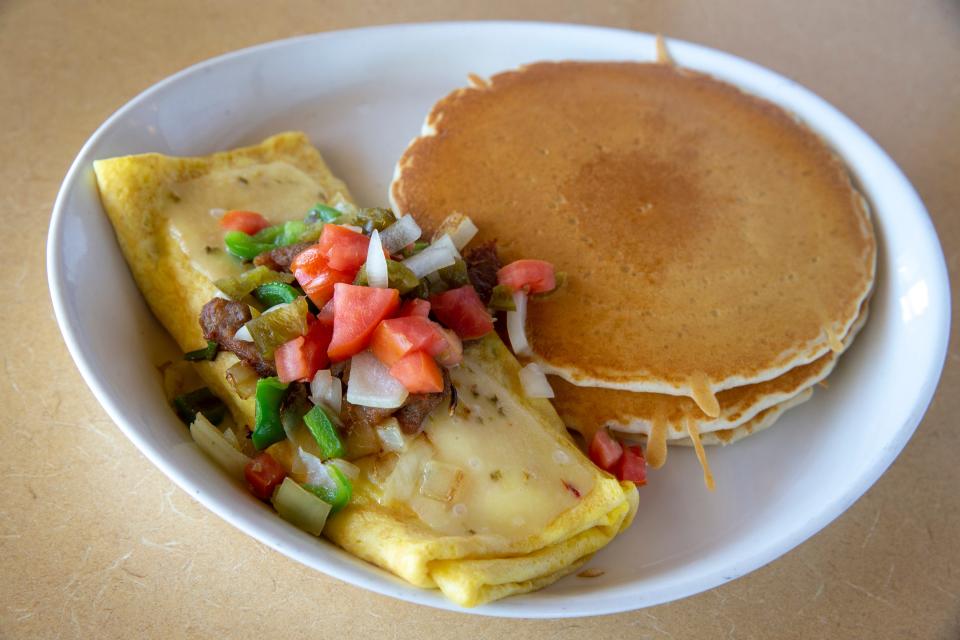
[{"xmin": 94, "ymin": 133, "xmax": 638, "ymax": 608}]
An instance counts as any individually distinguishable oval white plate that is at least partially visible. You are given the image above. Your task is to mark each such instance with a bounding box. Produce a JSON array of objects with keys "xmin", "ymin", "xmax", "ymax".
[{"xmin": 47, "ymin": 23, "xmax": 950, "ymax": 617}]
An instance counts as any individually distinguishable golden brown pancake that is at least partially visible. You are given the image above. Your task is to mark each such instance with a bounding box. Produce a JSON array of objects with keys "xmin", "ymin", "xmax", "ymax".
[
  {"xmin": 391, "ymin": 62, "xmax": 876, "ymax": 415},
  {"xmin": 553, "ymin": 300, "xmax": 869, "ymax": 468},
  {"xmin": 671, "ymin": 386, "xmax": 815, "ymax": 447}
]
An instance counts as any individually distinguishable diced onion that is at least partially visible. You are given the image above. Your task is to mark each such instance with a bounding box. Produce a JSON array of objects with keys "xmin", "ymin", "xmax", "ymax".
[
  {"xmin": 346, "ymin": 351, "xmax": 409, "ymax": 409},
  {"xmin": 365, "ymin": 229, "xmax": 389, "ymax": 288},
  {"xmin": 380, "ymin": 215, "xmax": 422, "ymax": 254},
  {"xmin": 381, "ymin": 436, "xmax": 434, "ymax": 505},
  {"xmin": 402, "ymin": 242, "xmax": 458, "ymax": 279},
  {"xmin": 209, "ymin": 208, "xmax": 226, "ymax": 218},
  {"xmin": 436, "ymin": 214, "xmax": 478, "ymax": 250},
  {"xmin": 271, "ymin": 477, "xmax": 331, "ymax": 536},
  {"xmin": 519, "ymin": 362, "xmax": 555, "ymax": 398},
  {"xmin": 506, "ymin": 290, "xmax": 531, "ymax": 356},
  {"xmin": 221, "ymin": 426, "xmax": 241, "ymax": 451},
  {"xmin": 419, "ymin": 460, "xmax": 464, "ymax": 502},
  {"xmin": 189, "ymin": 414, "xmax": 251, "ymax": 480},
  {"xmin": 343, "ymin": 224, "xmax": 363, "ymax": 234},
  {"xmin": 310, "ymin": 369, "xmax": 342, "ymax": 415},
  {"xmin": 297, "ymin": 448, "xmax": 336, "ymax": 489},
  {"xmin": 233, "ymin": 324, "xmax": 253, "ymax": 342},
  {"xmin": 376, "ymin": 418, "xmax": 407, "ymax": 453},
  {"xmin": 226, "ymin": 362, "xmax": 258, "ymax": 399},
  {"xmin": 328, "ymin": 458, "xmax": 360, "ymax": 481},
  {"xmin": 430, "ymin": 234, "xmax": 462, "ymax": 259}
]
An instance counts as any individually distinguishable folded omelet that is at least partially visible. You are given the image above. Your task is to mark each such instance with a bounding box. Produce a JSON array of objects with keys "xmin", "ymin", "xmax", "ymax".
[{"xmin": 94, "ymin": 132, "xmax": 638, "ymax": 607}]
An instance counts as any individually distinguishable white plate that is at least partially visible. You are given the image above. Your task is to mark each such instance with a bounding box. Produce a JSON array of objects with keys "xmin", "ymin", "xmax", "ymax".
[{"xmin": 47, "ymin": 23, "xmax": 950, "ymax": 617}]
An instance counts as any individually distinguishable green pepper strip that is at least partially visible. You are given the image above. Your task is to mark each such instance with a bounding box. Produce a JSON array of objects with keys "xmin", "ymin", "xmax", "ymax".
[
  {"xmin": 302, "ymin": 405, "xmax": 345, "ymax": 460},
  {"xmin": 252, "ymin": 377, "xmax": 289, "ymax": 450},
  {"xmin": 353, "ymin": 260, "xmax": 420, "ymax": 295},
  {"xmin": 224, "ymin": 230, "xmax": 275, "ymax": 260},
  {"xmin": 215, "ymin": 265, "xmax": 294, "ymax": 300},
  {"xmin": 173, "ymin": 387, "xmax": 226, "ymax": 425},
  {"xmin": 183, "ymin": 340, "xmax": 219, "ymax": 362},
  {"xmin": 306, "ymin": 203, "xmax": 341, "ymax": 223},
  {"xmin": 438, "ymin": 258, "xmax": 470, "ymax": 288},
  {"xmin": 277, "ymin": 220, "xmax": 308, "ymax": 246},
  {"xmin": 254, "ymin": 282, "xmax": 301, "ymax": 307},
  {"xmin": 488, "ymin": 284, "xmax": 517, "ymax": 311},
  {"xmin": 305, "ymin": 465, "xmax": 352, "ymax": 513},
  {"xmin": 356, "ymin": 207, "xmax": 397, "ymax": 234}
]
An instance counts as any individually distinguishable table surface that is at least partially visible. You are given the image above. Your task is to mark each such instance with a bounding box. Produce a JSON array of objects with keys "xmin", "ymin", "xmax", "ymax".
[{"xmin": 3, "ymin": 1, "xmax": 958, "ymax": 637}]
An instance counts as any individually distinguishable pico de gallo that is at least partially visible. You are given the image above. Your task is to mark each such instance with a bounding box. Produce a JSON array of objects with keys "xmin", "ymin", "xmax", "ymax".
[{"xmin": 175, "ymin": 199, "xmax": 646, "ymax": 536}]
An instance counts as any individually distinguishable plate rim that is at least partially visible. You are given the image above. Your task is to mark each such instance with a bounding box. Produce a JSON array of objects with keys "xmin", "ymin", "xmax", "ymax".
[{"xmin": 46, "ymin": 21, "xmax": 952, "ymax": 618}]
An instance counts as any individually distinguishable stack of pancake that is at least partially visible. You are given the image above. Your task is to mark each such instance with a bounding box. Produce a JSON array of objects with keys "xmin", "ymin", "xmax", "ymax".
[{"xmin": 390, "ymin": 60, "xmax": 876, "ymax": 486}]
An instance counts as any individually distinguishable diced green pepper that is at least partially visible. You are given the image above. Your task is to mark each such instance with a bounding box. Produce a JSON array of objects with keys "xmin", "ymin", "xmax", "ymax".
[
  {"xmin": 438, "ymin": 258, "xmax": 470, "ymax": 288},
  {"xmin": 224, "ymin": 230, "xmax": 275, "ymax": 260},
  {"xmin": 297, "ymin": 223, "xmax": 325, "ymax": 244},
  {"xmin": 356, "ymin": 207, "xmax": 397, "ymax": 235},
  {"xmin": 488, "ymin": 284, "xmax": 517, "ymax": 311},
  {"xmin": 271, "ymin": 477, "xmax": 331, "ymax": 535},
  {"xmin": 277, "ymin": 220, "xmax": 307, "ymax": 246},
  {"xmin": 173, "ymin": 387, "xmax": 226, "ymax": 425},
  {"xmin": 252, "ymin": 377, "xmax": 289, "ymax": 450},
  {"xmin": 303, "ymin": 405, "xmax": 345, "ymax": 460},
  {"xmin": 253, "ymin": 225, "xmax": 283, "ymax": 244},
  {"xmin": 183, "ymin": 340, "xmax": 219, "ymax": 362},
  {"xmin": 246, "ymin": 297, "xmax": 309, "ymax": 358},
  {"xmin": 353, "ymin": 260, "xmax": 420, "ymax": 295},
  {"xmin": 215, "ymin": 266, "xmax": 295, "ymax": 300},
  {"xmin": 254, "ymin": 282, "xmax": 300, "ymax": 307},
  {"xmin": 305, "ymin": 464, "xmax": 352, "ymax": 513},
  {"xmin": 306, "ymin": 203, "xmax": 342, "ymax": 223}
]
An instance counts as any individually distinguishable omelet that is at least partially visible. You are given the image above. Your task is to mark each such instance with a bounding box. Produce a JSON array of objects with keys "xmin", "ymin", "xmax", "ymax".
[{"xmin": 94, "ymin": 132, "xmax": 638, "ymax": 608}]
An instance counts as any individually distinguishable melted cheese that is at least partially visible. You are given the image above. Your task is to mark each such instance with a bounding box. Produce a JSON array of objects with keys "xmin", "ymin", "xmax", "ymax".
[
  {"xmin": 164, "ymin": 161, "xmax": 328, "ymax": 281},
  {"xmin": 366, "ymin": 357, "xmax": 596, "ymax": 539},
  {"xmin": 685, "ymin": 416, "xmax": 715, "ymax": 491}
]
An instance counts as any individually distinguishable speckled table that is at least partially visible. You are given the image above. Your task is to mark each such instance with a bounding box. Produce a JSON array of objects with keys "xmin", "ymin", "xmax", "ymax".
[{"xmin": 3, "ymin": 1, "xmax": 958, "ymax": 637}]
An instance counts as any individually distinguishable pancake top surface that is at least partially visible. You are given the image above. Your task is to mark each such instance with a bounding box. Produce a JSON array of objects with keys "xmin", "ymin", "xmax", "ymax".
[{"xmin": 392, "ymin": 62, "xmax": 876, "ymax": 397}]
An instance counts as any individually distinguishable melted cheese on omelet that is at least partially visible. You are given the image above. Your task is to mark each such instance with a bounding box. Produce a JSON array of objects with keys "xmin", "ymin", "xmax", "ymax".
[{"xmin": 94, "ymin": 132, "xmax": 638, "ymax": 608}]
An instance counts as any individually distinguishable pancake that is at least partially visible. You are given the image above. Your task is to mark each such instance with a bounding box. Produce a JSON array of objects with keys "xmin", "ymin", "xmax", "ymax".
[
  {"xmin": 390, "ymin": 61, "xmax": 876, "ymax": 416},
  {"xmin": 94, "ymin": 133, "xmax": 638, "ymax": 608},
  {"xmin": 670, "ymin": 386, "xmax": 815, "ymax": 447},
  {"xmin": 554, "ymin": 300, "xmax": 870, "ymax": 467}
]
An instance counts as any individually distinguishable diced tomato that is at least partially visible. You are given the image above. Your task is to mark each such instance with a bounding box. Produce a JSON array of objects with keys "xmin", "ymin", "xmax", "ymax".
[
  {"xmin": 389, "ymin": 350, "xmax": 444, "ymax": 393},
  {"xmin": 219, "ymin": 210, "xmax": 271, "ymax": 235},
  {"xmin": 430, "ymin": 286, "xmax": 494, "ymax": 340},
  {"xmin": 291, "ymin": 246, "xmax": 354, "ymax": 307},
  {"xmin": 589, "ymin": 429, "xmax": 624, "ymax": 470},
  {"xmin": 434, "ymin": 327, "xmax": 463, "ymax": 367},
  {"xmin": 399, "ymin": 298, "xmax": 431, "ymax": 318},
  {"xmin": 370, "ymin": 317, "xmax": 447, "ymax": 367},
  {"xmin": 328, "ymin": 284, "xmax": 401, "ymax": 361},
  {"xmin": 274, "ymin": 321, "xmax": 332, "ymax": 383},
  {"xmin": 244, "ymin": 452, "xmax": 287, "ymax": 500},
  {"xmin": 318, "ymin": 224, "xmax": 370, "ymax": 272},
  {"xmin": 317, "ymin": 298, "xmax": 336, "ymax": 327},
  {"xmin": 616, "ymin": 445, "xmax": 647, "ymax": 486},
  {"xmin": 497, "ymin": 259, "xmax": 556, "ymax": 294}
]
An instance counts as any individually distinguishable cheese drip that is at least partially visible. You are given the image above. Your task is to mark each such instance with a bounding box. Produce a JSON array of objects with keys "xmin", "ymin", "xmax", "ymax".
[{"xmin": 685, "ymin": 416, "xmax": 716, "ymax": 491}]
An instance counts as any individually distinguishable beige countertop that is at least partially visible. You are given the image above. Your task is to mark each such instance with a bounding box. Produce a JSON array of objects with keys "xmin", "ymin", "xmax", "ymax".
[{"xmin": 3, "ymin": 1, "xmax": 958, "ymax": 637}]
